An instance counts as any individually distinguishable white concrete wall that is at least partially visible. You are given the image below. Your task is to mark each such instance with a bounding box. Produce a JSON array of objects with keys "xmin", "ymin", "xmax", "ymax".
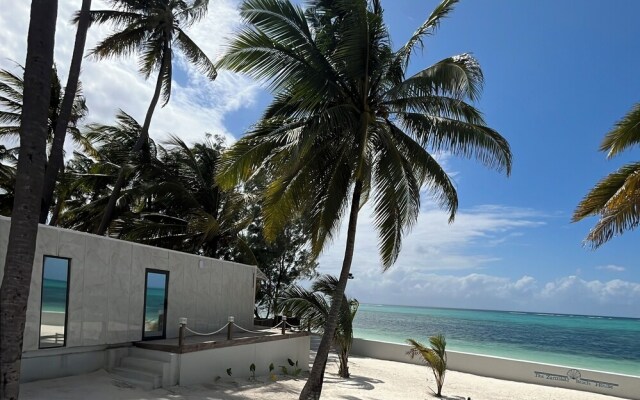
[
  {"xmin": 0, "ymin": 217, "xmax": 257, "ymax": 355},
  {"xmin": 179, "ymin": 335, "xmax": 310, "ymax": 385},
  {"xmin": 351, "ymin": 338, "xmax": 640, "ymax": 400}
]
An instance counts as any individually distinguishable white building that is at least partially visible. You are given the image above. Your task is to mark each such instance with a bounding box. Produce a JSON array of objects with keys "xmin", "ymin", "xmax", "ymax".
[{"xmin": 0, "ymin": 216, "xmax": 308, "ymax": 388}]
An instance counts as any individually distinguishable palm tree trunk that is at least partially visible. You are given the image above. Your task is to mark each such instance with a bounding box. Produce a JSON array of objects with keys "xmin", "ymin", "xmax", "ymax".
[
  {"xmin": 299, "ymin": 180, "xmax": 362, "ymax": 400},
  {"xmin": 95, "ymin": 40, "xmax": 170, "ymax": 235},
  {"xmin": 0, "ymin": 1, "xmax": 58, "ymax": 398},
  {"xmin": 39, "ymin": 0, "xmax": 91, "ymax": 224}
]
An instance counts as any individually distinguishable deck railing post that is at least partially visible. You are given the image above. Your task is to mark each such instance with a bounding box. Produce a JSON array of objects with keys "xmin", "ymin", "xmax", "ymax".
[
  {"xmin": 227, "ymin": 316, "xmax": 234, "ymax": 340},
  {"xmin": 178, "ymin": 317, "xmax": 187, "ymax": 349},
  {"xmin": 281, "ymin": 315, "xmax": 287, "ymax": 335}
]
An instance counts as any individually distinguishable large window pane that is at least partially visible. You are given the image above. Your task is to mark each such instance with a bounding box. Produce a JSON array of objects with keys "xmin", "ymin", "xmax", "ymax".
[
  {"xmin": 39, "ymin": 256, "xmax": 69, "ymax": 348},
  {"xmin": 143, "ymin": 270, "xmax": 168, "ymax": 339}
]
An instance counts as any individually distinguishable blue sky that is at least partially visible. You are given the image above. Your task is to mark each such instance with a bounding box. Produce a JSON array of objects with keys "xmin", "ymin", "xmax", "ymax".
[
  {"xmin": 3, "ymin": 0, "xmax": 638, "ymax": 317},
  {"xmin": 221, "ymin": 0, "xmax": 640, "ymax": 316}
]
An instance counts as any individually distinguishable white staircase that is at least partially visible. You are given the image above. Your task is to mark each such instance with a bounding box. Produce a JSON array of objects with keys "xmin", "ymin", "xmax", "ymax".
[{"xmin": 110, "ymin": 347, "xmax": 177, "ymax": 389}]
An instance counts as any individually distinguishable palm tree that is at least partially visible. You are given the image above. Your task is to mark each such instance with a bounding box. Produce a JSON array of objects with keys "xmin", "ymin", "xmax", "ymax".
[
  {"xmin": 0, "ymin": 64, "xmax": 88, "ymax": 148},
  {"xmin": 40, "ymin": 0, "xmax": 93, "ymax": 224},
  {"xmin": 573, "ymin": 103, "xmax": 640, "ymax": 248},
  {"xmin": 113, "ymin": 135, "xmax": 257, "ymax": 262},
  {"xmin": 407, "ymin": 335, "xmax": 448, "ymax": 397},
  {"xmin": 278, "ymin": 275, "xmax": 359, "ymax": 379},
  {"xmin": 57, "ymin": 111, "xmax": 157, "ymax": 233},
  {"xmin": 0, "ymin": 145, "xmax": 18, "ymax": 216},
  {"xmin": 0, "ymin": 63, "xmax": 90, "ymax": 219},
  {"xmin": 88, "ymin": 0, "xmax": 218, "ymax": 235},
  {"xmin": 0, "ymin": 0, "xmax": 58, "ymax": 397},
  {"xmin": 217, "ymin": 0, "xmax": 511, "ymax": 397}
]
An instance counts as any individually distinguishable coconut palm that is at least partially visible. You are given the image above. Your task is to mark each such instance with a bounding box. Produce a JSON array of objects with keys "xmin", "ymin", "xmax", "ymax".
[
  {"xmin": 89, "ymin": 0, "xmax": 218, "ymax": 235},
  {"xmin": 0, "ymin": 0, "xmax": 58, "ymax": 396},
  {"xmin": 113, "ymin": 135, "xmax": 256, "ymax": 262},
  {"xmin": 0, "ymin": 62, "xmax": 90, "ymax": 220},
  {"xmin": 0, "ymin": 64, "xmax": 89, "ymax": 149},
  {"xmin": 217, "ymin": 0, "xmax": 511, "ymax": 397},
  {"xmin": 0, "ymin": 145, "xmax": 18, "ymax": 216},
  {"xmin": 573, "ymin": 103, "xmax": 640, "ymax": 248},
  {"xmin": 40, "ymin": 0, "xmax": 93, "ymax": 224},
  {"xmin": 278, "ymin": 275, "xmax": 359, "ymax": 379},
  {"xmin": 407, "ymin": 335, "xmax": 448, "ymax": 397},
  {"xmin": 57, "ymin": 110, "xmax": 158, "ymax": 233}
]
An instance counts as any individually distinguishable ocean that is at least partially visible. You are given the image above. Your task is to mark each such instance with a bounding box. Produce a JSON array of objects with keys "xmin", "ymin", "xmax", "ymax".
[{"xmin": 352, "ymin": 304, "xmax": 640, "ymax": 377}]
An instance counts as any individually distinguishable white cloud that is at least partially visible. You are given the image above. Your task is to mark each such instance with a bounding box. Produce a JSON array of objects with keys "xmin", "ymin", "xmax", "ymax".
[
  {"xmin": 1, "ymin": 0, "xmax": 262, "ymax": 152},
  {"xmin": 317, "ymin": 202, "xmax": 545, "ymax": 276},
  {"xmin": 347, "ymin": 272, "xmax": 640, "ymax": 318},
  {"xmin": 596, "ymin": 264, "xmax": 626, "ymax": 272}
]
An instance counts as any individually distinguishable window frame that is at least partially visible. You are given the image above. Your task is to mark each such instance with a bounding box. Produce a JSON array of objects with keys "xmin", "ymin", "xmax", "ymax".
[{"xmin": 38, "ymin": 255, "xmax": 71, "ymax": 349}]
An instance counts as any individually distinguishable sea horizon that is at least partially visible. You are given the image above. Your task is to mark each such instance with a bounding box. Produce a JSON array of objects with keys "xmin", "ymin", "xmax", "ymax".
[
  {"xmin": 352, "ymin": 303, "xmax": 640, "ymax": 377},
  {"xmin": 359, "ymin": 302, "xmax": 640, "ymax": 320}
]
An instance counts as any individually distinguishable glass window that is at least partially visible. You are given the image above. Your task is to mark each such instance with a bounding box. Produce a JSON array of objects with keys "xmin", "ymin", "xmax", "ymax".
[
  {"xmin": 143, "ymin": 270, "xmax": 168, "ymax": 339},
  {"xmin": 39, "ymin": 256, "xmax": 70, "ymax": 348}
]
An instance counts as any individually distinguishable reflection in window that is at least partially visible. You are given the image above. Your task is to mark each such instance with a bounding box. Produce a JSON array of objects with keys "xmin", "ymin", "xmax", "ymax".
[
  {"xmin": 39, "ymin": 256, "xmax": 69, "ymax": 348},
  {"xmin": 144, "ymin": 270, "xmax": 168, "ymax": 339}
]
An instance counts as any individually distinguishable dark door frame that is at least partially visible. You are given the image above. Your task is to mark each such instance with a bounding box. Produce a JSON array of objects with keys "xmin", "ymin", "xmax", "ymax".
[{"xmin": 142, "ymin": 268, "xmax": 169, "ymax": 340}]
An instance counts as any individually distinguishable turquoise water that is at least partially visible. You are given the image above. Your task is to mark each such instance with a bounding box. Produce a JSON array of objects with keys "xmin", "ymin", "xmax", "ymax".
[
  {"xmin": 41, "ymin": 278, "xmax": 67, "ymax": 312},
  {"xmin": 353, "ymin": 304, "xmax": 640, "ymax": 376}
]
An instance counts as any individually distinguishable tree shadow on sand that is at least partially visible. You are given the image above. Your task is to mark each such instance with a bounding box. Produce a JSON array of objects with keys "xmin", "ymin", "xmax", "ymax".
[{"xmin": 323, "ymin": 373, "xmax": 384, "ymax": 391}]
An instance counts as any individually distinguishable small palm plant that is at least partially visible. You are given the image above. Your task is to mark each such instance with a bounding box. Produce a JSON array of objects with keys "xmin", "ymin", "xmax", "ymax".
[
  {"xmin": 407, "ymin": 334, "xmax": 447, "ymax": 398},
  {"xmin": 278, "ymin": 275, "xmax": 359, "ymax": 378}
]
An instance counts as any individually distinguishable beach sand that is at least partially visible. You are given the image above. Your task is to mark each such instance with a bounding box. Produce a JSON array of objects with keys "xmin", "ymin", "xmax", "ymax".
[{"xmin": 20, "ymin": 352, "xmax": 630, "ymax": 400}]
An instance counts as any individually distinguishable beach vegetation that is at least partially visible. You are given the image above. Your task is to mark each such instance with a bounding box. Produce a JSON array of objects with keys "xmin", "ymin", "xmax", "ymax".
[
  {"xmin": 573, "ymin": 102, "xmax": 640, "ymax": 248},
  {"xmin": 217, "ymin": 0, "xmax": 511, "ymax": 397},
  {"xmin": 0, "ymin": 63, "xmax": 90, "ymax": 218},
  {"xmin": 407, "ymin": 334, "xmax": 448, "ymax": 397},
  {"xmin": 278, "ymin": 275, "xmax": 359, "ymax": 379},
  {"xmin": 86, "ymin": 0, "xmax": 218, "ymax": 235}
]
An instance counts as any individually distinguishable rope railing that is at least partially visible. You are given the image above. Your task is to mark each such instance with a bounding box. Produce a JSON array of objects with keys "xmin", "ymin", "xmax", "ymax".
[
  {"xmin": 233, "ymin": 323, "xmax": 269, "ymax": 334},
  {"xmin": 177, "ymin": 315, "xmax": 302, "ymax": 348},
  {"xmin": 184, "ymin": 323, "xmax": 230, "ymax": 336}
]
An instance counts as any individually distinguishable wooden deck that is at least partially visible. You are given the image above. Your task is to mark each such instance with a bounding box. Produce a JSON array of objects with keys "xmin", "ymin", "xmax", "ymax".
[{"xmin": 134, "ymin": 327, "xmax": 309, "ymax": 354}]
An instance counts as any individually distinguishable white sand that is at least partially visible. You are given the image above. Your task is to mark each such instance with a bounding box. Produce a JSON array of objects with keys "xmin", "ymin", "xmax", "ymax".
[{"xmin": 20, "ymin": 352, "xmax": 630, "ymax": 400}]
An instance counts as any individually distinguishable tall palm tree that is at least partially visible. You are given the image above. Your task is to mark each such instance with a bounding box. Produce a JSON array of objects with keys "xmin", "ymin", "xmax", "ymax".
[
  {"xmin": 89, "ymin": 0, "xmax": 218, "ymax": 235},
  {"xmin": 573, "ymin": 103, "xmax": 640, "ymax": 248},
  {"xmin": 0, "ymin": 0, "xmax": 58, "ymax": 397},
  {"xmin": 0, "ymin": 145, "xmax": 18, "ymax": 216},
  {"xmin": 0, "ymin": 63, "xmax": 90, "ymax": 219},
  {"xmin": 217, "ymin": 0, "xmax": 511, "ymax": 397},
  {"xmin": 278, "ymin": 275, "xmax": 359, "ymax": 379},
  {"xmin": 40, "ymin": 0, "xmax": 93, "ymax": 224},
  {"xmin": 407, "ymin": 335, "xmax": 448, "ymax": 397}
]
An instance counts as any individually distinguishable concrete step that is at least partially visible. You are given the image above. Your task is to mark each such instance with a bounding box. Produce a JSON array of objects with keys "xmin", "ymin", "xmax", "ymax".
[
  {"xmin": 111, "ymin": 366, "xmax": 161, "ymax": 389},
  {"xmin": 120, "ymin": 356, "xmax": 166, "ymax": 375},
  {"xmin": 130, "ymin": 347, "xmax": 174, "ymax": 362}
]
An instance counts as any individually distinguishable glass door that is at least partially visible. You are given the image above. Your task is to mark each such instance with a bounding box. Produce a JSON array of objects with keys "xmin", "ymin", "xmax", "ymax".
[{"xmin": 143, "ymin": 269, "xmax": 169, "ymax": 340}]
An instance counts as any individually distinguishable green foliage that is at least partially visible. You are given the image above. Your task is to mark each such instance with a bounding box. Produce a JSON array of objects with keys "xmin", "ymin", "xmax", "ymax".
[
  {"xmin": 407, "ymin": 334, "xmax": 448, "ymax": 397},
  {"xmin": 279, "ymin": 359, "xmax": 302, "ymax": 377},
  {"xmin": 218, "ymin": 0, "xmax": 511, "ymax": 271},
  {"xmin": 246, "ymin": 173, "xmax": 318, "ymax": 318},
  {"xmin": 0, "ymin": 63, "xmax": 89, "ymax": 217},
  {"xmin": 57, "ymin": 120, "xmax": 255, "ymax": 262},
  {"xmin": 573, "ymin": 103, "xmax": 640, "ymax": 248},
  {"xmin": 278, "ymin": 275, "xmax": 358, "ymax": 378},
  {"xmin": 87, "ymin": 0, "xmax": 216, "ymax": 106}
]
